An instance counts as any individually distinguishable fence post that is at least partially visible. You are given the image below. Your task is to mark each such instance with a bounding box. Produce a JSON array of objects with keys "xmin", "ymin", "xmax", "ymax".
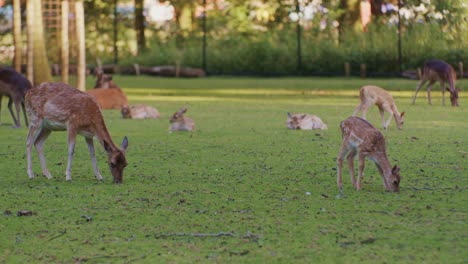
[
  {"xmin": 417, "ymin": 68, "xmax": 421, "ymax": 80},
  {"xmin": 360, "ymin": 64, "xmax": 366, "ymax": 78},
  {"xmin": 459, "ymin": 62, "xmax": 463, "ymax": 79},
  {"xmin": 344, "ymin": 62, "xmax": 350, "ymax": 77}
]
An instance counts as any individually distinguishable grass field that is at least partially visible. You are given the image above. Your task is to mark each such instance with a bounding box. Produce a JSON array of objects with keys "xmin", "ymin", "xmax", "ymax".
[{"xmin": 0, "ymin": 76, "xmax": 466, "ymax": 263}]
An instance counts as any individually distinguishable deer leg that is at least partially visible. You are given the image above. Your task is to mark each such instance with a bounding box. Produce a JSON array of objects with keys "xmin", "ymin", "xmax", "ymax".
[
  {"xmin": 26, "ymin": 125, "xmax": 38, "ymax": 179},
  {"xmin": 34, "ymin": 129, "xmax": 53, "ymax": 179},
  {"xmin": 7, "ymin": 97, "xmax": 19, "ymax": 127},
  {"xmin": 347, "ymin": 149, "xmax": 357, "ymax": 189},
  {"xmin": 65, "ymin": 129, "xmax": 77, "ymax": 181},
  {"xmin": 337, "ymin": 142, "xmax": 351, "ymax": 191},
  {"xmin": 359, "ymin": 103, "xmax": 371, "ymax": 120},
  {"xmin": 13, "ymin": 99, "xmax": 22, "ymax": 128},
  {"xmin": 356, "ymin": 153, "xmax": 366, "ymax": 190},
  {"xmin": 412, "ymin": 79, "xmax": 427, "ymax": 104},
  {"xmin": 426, "ymin": 80, "xmax": 435, "ymax": 105},
  {"xmin": 22, "ymin": 102, "xmax": 29, "ymax": 126},
  {"xmin": 439, "ymin": 80, "xmax": 446, "ymax": 106},
  {"xmin": 352, "ymin": 103, "xmax": 362, "ymax": 117},
  {"xmin": 85, "ymin": 137, "xmax": 103, "ymax": 181}
]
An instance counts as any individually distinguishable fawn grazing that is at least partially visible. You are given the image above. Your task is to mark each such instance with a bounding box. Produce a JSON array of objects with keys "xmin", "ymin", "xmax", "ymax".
[
  {"xmin": 25, "ymin": 82, "xmax": 129, "ymax": 183},
  {"xmin": 412, "ymin": 59, "xmax": 459, "ymax": 107},
  {"xmin": 0, "ymin": 68, "xmax": 33, "ymax": 127},
  {"xmin": 94, "ymin": 69, "xmax": 119, "ymax": 89},
  {"xmin": 86, "ymin": 87, "xmax": 128, "ymax": 109},
  {"xmin": 352, "ymin": 85, "xmax": 405, "ymax": 130},
  {"xmin": 286, "ymin": 112, "xmax": 328, "ymax": 130},
  {"xmin": 169, "ymin": 107, "xmax": 195, "ymax": 131},
  {"xmin": 337, "ymin": 117, "xmax": 401, "ymax": 192},
  {"xmin": 121, "ymin": 105, "xmax": 161, "ymax": 119}
]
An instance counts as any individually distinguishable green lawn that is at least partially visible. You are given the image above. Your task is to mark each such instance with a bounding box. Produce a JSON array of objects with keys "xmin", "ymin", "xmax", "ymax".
[{"xmin": 0, "ymin": 77, "xmax": 466, "ymax": 263}]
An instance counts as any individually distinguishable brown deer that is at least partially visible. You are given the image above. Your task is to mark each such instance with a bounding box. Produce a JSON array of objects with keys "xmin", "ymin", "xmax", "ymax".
[
  {"xmin": 286, "ymin": 112, "xmax": 328, "ymax": 130},
  {"xmin": 352, "ymin": 85, "xmax": 405, "ymax": 130},
  {"xmin": 337, "ymin": 117, "xmax": 401, "ymax": 192},
  {"xmin": 121, "ymin": 104, "xmax": 161, "ymax": 119},
  {"xmin": 86, "ymin": 88, "xmax": 129, "ymax": 109},
  {"xmin": 412, "ymin": 59, "xmax": 459, "ymax": 106},
  {"xmin": 169, "ymin": 107, "xmax": 195, "ymax": 131},
  {"xmin": 25, "ymin": 82, "xmax": 129, "ymax": 183},
  {"xmin": 94, "ymin": 69, "xmax": 119, "ymax": 89},
  {"xmin": 0, "ymin": 68, "xmax": 33, "ymax": 127}
]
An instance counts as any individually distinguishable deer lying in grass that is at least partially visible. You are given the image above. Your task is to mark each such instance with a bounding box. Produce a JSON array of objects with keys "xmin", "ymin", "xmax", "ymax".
[
  {"xmin": 352, "ymin": 85, "xmax": 405, "ymax": 130},
  {"xmin": 94, "ymin": 69, "xmax": 119, "ymax": 89},
  {"xmin": 0, "ymin": 68, "xmax": 33, "ymax": 127},
  {"xmin": 337, "ymin": 116, "xmax": 401, "ymax": 192},
  {"xmin": 286, "ymin": 112, "xmax": 328, "ymax": 130},
  {"xmin": 169, "ymin": 107, "xmax": 195, "ymax": 131},
  {"xmin": 25, "ymin": 82, "xmax": 129, "ymax": 183},
  {"xmin": 86, "ymin": 87, "xmax": 128, "ymax": 110},
  {"xmin": 412, "ymin": 59, "xmax": 459, "ymax": 107},
  {"xmin": 121, "ymin": 105, "xmax": 161, "ymax": 119}
]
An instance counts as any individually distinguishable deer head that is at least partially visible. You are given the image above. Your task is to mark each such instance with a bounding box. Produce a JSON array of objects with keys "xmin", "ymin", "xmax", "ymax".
[
  {"xmin": 447, "ymin": 87, "xmax": 460, "ymax": 107},
  {"xmin": 170, "ymin": 107, "xmax": 187, "ymax": 123},
  {"xmin": 287, "ymin": 112, "xmax": 306, "ymax": 130},
  {"xmin": 103, "ymin": 137, "xmax": 129, "ymax": 184}
]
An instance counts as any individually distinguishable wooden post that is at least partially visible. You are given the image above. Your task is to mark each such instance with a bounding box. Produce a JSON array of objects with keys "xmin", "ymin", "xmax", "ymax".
[
  {"xmin": 75, "ymin": 1, "xmax": 86, "ymax": 91},
  {"xmin": 360, "ymin": 64, "xmax": 366, "ymax": 78},
  {"xmin": 459, "ymin": 62, "xmax": 464, "ymax": 79},
  {"xmin": 26, "ymin": 0, "xmax": 34, "ymax": 83},
  {"xmin": 13, "ymin": 0, "xmax": 22, "ymax": 73},
  {"xmin": 417, "ymin": 68, "xmax": 422, "ymax": 80},
  {"xmin": 61, "ymin": 0, "xmax": 69, "ymax": 84},
  {"xmin": 344, "ymin": 62, "xmax": 350, "ymax": 77},
  {"xmin": 134, "ymin": 64, "xmax": 140, "ymax": 75}
]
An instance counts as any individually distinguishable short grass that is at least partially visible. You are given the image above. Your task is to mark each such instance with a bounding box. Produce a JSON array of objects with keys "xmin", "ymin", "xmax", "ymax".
[{"xmin": 0, "ymin": 77, "xmax": 466, "ymax": 263}]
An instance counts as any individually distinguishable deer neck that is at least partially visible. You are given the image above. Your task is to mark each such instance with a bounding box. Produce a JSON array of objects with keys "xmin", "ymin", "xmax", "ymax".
[{"xmin": 94, "ymin": 122, "xmax": 118, "ymax": 154}]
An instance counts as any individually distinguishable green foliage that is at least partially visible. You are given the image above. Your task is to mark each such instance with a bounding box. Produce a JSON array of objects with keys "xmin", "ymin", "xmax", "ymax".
[{"xmin": 0, "ymin": 77, "xmax": 466, "ymax": 262}]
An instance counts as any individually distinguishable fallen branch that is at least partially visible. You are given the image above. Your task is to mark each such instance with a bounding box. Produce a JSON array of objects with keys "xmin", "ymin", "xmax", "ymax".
[
  {"xmin": 154, "ymin": 232, "xmax": 235, "ymax": 239},
  {"xmin": 48, "ymin": 229, "xmax": 67, "ymax": 241}
]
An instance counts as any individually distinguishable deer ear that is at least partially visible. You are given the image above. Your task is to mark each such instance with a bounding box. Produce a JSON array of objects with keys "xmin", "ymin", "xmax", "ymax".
[
  {"xmin": 400, "ymin": 112, "xmax": 405, "ymax": 117},
  {"xmin": 121, "ymin": 136, "xmax": 129, "ymax": 151},
  {"xmin": 392, "ymin": 165, "xmax": 400, "ymax": 174},
  {"xmin": 103, "ymin": 140, "xmax": 112, "ymax": 153},
  {"xmin": 287, "ymin": 112, "xmax": 292, "ymax": 118},
  {"xmin": 301, "ymin": 114, "xmax": 307, "ymax": 119}
]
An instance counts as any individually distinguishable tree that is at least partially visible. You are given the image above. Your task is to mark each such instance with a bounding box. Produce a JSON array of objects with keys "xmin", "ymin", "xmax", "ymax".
[
  {"xmin": 135, "ymin": 0, "xmax": 145, "ymax": 54},
  {"xmin": 30, "ymin": 0, "xmax": 52, "ymax": 85}
]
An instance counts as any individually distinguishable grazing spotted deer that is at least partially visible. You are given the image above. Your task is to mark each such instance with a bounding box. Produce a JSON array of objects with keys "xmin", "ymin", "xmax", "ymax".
[
  {"xmin": 169, "ymin": 107, "xmax": 195, "ymax": 131},
  {"xmin": 0, "ymin": 68, "xmax": 33, "ymax": 127},
  {"xmin": 94, "ymin": 69, "xmax": 119, "ymax": 89},
  {"xmin": 337, "ymin": 117, "xmax": 401, "ymax": 192},
  {"xmin": 412, "ymin": 59, "xmax": 459, "ymax": 106},
  {"xmin": 352, "ymin": 85, "xmax": 405, "ymax": 130},
  {"xmin": 86, "ymin": 88, "xmax": 129, "ymax": 110},
  {"xmin": 25, "ymin": 82, "xmax": 129, "ymax": 183},
  {"xmin": 286, "ymin": 112, "xmax": 328, "ymax": 130},
  {"xmin": 121, "ymin": 105, "xmax": 161, "ymax": 119}
]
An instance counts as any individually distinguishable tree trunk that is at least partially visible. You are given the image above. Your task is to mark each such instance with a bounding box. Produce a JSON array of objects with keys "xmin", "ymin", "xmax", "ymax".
[
  {"xmin": 26, "ymin": 0, "xmax": 34, "ymax": 83},
  {"xmin": 75, "ymin": 1, "xmax": 86, "ymax": 91},
  {"xmin": 135, "ymin": 0, "xmax": 145, "ymax": 55},
  {"xmin": 12, "ymin": 0, "xmax": 22, "ymax": 73},
  {"xmin": 31, "ymin": 0, "xmax": 52, "ymax": 85},
  {"xmin": 61, "ymin": 1, "xmax": 69, "ymax": 84}
]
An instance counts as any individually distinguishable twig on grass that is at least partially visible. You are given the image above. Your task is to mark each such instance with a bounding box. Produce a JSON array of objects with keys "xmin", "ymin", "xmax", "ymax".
[
  {"xmin": 154, "ymin": 232, "xmax": 235, "ymax": 239},
  {"xmin": 48, "ymin": 229, "xmax": 67, "ymax": 241}
]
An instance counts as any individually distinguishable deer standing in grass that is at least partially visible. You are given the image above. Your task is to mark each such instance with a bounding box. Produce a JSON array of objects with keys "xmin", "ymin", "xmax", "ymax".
[
  {"xmin": 86, "ymin": 88, "xmax": 128, "ymax": 110},
  {"xmin": 25, "ymin": 82, "xmax": 129, "ymax": 183},
  {"xmin": 0, "ymin": 68, "xmax": 33, "ymax": 127},
  {"xmin": 169, "ymin": 107, "xmax": 195, "ymax": 131},
  {"xmin": 352, "ymin": 85, "xmax": 405, "ymax": 130},
  {"xmin": 412, "ymin": 59, "xmax": 459, "ymax": 107},
  {"xmin": 286, "ymin": 112, "xmax": 328, "ymax": 130},
  {"xmin": 337, "ymin": 117, "xmax": 401, "ymax": 192}
]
